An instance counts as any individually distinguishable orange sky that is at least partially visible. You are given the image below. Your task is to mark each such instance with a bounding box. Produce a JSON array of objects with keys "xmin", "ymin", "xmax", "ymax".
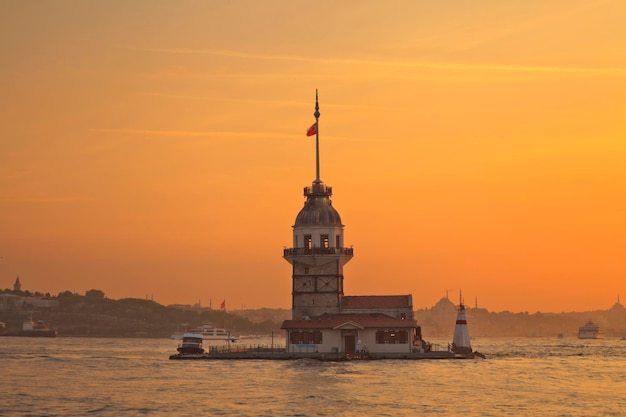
[{"xmin": 1, "ymin": 1, "xmax": 625, "ymax": 313}]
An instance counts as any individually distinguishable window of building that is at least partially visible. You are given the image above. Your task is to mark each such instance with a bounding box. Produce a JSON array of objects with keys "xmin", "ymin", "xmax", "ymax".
[
  {"xmin": 304, "ymin": 235, "xmax": 312, "ymax": 250},
  {"xmin": 335, "ymin": 235, "xmax": 340, "ymax": 248},
  {"xmin": 290, "ymin": 330, "xmax": 323, "ymax": 344},
  {"xmin": 321, "ymin": 234, "xmax": 329, "ymax": 248},
  {"xmin": 375, "ymin": 330, "xmax": 408, "ymax": 344}
]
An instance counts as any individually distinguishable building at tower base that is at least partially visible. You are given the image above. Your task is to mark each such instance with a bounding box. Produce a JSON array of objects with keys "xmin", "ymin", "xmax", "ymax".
[{"xmin": 282, "ymin": 295, "xmax": 426, "ymax": 357}]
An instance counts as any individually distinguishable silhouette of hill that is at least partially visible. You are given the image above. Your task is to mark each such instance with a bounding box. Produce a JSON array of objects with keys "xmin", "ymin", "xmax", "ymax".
[
  {"xmin": 2, "ymin": 287, "xmax": 625, "ymax": 339},
  {"xmin": 0, "ymin": 288, "xmax": 282, "ymax": 337},
  {"xmin": 417, "ymin": 296, "xmax": 626, "ymax": 338}
]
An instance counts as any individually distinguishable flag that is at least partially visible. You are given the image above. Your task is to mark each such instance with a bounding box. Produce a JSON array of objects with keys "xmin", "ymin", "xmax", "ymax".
[
  {"xmin": 306, "ymin": 122, "xmax": 317, "ymax": 137},
  {"xmin": 220, "ymin": 300, "xmax": 226, "ymax": 310}
]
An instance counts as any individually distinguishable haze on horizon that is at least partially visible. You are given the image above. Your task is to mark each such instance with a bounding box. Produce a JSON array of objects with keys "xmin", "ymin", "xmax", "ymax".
[{"xmin": 1, "ymin": 1, "xmax": 625, "ymax": 314}]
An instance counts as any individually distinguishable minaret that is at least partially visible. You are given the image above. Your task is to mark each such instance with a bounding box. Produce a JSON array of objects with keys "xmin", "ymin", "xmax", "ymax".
[
  {"xmin": 283, "ymin": 91, "xmax": 353, "ymax": 320},
  {"xmin": 451, "ymin": 290, "xmax": 472, "ymax": 355}
]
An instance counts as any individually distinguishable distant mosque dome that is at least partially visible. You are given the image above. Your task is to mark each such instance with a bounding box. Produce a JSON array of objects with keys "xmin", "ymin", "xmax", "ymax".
[
  {"xmin": 432, "ymin": 296, "xmax": 456, "ymax": 312},
  {"xmin": 294, "ymin": 181, "xmax": 343, "ymax": 226},
  {"xmin": 610, "ymin": 296, "xmax": 624, "ymax": 311}
]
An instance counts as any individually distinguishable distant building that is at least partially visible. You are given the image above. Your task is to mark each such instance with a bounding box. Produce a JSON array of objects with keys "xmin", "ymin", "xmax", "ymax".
[
  {"xmin": 21, "ymin": 297, "xmax": 59, "ymax": 310},
  {"xmin": 1, "ymin": 276, "xmax": 59, "ymax": 311},
  {"xmin": 281, "ymin": 93, "xmax": 424, "ymax": 356},
  {"xmin": 0, "ymin": 293, "xmax": 22, "ymax": 311}
]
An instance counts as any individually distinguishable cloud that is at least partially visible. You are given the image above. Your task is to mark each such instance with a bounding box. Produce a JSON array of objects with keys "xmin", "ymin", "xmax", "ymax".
[
  {"xmin": 143, "ymin": 47, "xmax": 625, "ymax": 75},
  {"xmin": 89, "ymin": 128, "xmax": 361, "ymax": 142},
  {"xmin": 140, "ymin": 93, "xmax": 394, "ymax": 111},
  {"xmin": 90, "ymin": 128, "xmax": 295, "ymax": 139},
  {"xmin": 0, "ymin": 195, "xmax": 91, "ymax": 204}
]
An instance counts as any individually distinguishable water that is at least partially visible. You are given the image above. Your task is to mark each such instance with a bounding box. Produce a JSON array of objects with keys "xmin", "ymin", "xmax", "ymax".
[{"xmin": 1, "ymin": 337, "xmax": 625, "ymax": 416}]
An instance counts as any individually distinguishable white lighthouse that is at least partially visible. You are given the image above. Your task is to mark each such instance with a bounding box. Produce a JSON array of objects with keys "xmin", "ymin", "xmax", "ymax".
[{"xmin": 451, "ymin": 291, "xmax": 473, "ymax": 355}]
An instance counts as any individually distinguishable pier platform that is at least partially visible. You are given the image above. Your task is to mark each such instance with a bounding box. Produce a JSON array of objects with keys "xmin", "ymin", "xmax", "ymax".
[{"xmin": 169, "ymin": 349, "xmax": 476, "ymax": 361}]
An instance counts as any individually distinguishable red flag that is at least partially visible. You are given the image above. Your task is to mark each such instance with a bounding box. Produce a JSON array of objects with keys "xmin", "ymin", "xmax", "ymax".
[
  {"xmin": 306, "ymin": 122, "xmax": 317, "ymax": 137},
  {"xmin": 220, "ymin": 300, "xmax": 225, "ymax": 310}
]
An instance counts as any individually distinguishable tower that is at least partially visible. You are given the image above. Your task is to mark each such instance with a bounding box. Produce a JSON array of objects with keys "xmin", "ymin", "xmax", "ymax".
[
  {"xmin": 283, "ymin": 91, "xmax": 353, "ymax": 320},
  {"xmin": 13, "ymin": 276, "xmax": 21, "ymax": 292},
  {"xmin": 451, "ymin": 290, "xmax": 472, "ymax": 355}
]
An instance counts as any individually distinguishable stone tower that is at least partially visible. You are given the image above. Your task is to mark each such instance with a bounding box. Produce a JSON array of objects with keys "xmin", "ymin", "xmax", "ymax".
[{"xmin": 283, "ymin": 91, "xmax": 353, "ymax": 320}]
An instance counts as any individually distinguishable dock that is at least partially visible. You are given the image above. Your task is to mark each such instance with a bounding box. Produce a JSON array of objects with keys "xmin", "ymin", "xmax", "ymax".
[{"xmin": 169, "ymin": 345, "xmax": 479, "ymax": 361}]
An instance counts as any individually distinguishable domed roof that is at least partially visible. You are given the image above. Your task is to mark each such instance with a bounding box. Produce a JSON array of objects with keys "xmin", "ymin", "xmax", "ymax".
[
  {"xmin": 295, "ymin": 196, "xmax": 342, "ymax": 226},
  {"xmin": 432, "ymin": 297, "xmax": 456, "ymax": 312}
]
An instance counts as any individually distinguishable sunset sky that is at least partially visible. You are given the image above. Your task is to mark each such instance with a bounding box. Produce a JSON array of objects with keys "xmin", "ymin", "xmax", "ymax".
[{"xmin": 1, "ymin": 1, "xmax": 625, "ymax": 313}]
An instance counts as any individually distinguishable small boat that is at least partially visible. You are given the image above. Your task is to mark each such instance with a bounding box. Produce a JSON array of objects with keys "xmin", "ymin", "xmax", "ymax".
[
  {"xmin": 238, "ymin": 334, "xmax": 265, "ymax": 340},
  {"xmin": 577, "ymin": 320, "xmax": 602, "ymax": 339},
  {"xmin": 0, "ymin": 318, "xmax": 57, "ymax": 337},
  {"xmin": 171, "ymin": 322, "xmax": 236, "ymax": 342},
  {"xmin": 21, "ymin": 318, "xmax": 58, "ymax": 337},
  {"xmin": 176, "ymin": 332, "xmax": 206, "ymax": 355}
]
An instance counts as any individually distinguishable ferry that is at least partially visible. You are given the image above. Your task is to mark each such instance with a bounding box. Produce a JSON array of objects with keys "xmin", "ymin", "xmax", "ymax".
[
  {"xmin": 577, "ymin": 320, "xmax": 603, "ymax": 339},
  {"xmin": 176, "ymin": 332, "xmax": 206, "ymax": 355},
  {"xmin": 171, "ymin": 322, "xmax": 236, "ymax": 342},
  {"xmin": 0, "ymin": 318, "xmax": 57, "ymax": 337},
  {"xmin": 21, "ymin": 318, "xmax": 58, "ymax": 337}
]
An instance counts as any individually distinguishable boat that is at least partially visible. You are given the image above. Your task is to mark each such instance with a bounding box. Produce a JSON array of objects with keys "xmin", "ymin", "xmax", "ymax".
[
  {"xmin": 0, "ymin": 318, "xmax": 57, "ymax": 337},
  {"xmin": 176, "ymin": 332, "xmax": 206, "ymax": 355},
  {"xmin": 21, "ymin": 318, "xmax": 57, "ymax": 337},
  {"xmin": 171, "ymin": 322, "xmax": 236, "ymax": 342},
  {"xmin": 238, "ymin": 334, "xmax": 265, "ymax": 340},
  {"xmin": 577, "ymin": 320, "xmax": 603, "ymax": 339}
]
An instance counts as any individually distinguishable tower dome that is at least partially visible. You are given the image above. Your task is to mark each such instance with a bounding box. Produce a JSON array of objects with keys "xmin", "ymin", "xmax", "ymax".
[{"xmin": 295, "ymin": 181, "xmax": 342, "ymax": 226}]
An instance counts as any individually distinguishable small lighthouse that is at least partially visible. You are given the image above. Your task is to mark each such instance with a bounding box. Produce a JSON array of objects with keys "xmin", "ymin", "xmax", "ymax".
[{"xmin": 451, "ymin": 291, "xmax": 472, "ymax": 355}]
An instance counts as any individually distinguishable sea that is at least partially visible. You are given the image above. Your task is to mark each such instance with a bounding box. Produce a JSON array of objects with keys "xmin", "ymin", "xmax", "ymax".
[{"xmin": 1, "ymin": 337, "xmax": 625, "ymax": 417}]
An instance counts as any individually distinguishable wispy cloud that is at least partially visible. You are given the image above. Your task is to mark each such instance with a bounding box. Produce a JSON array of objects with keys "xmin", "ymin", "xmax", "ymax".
[
  {"xmin": 141, "ymin": 93, "xmax": 395, "ymax": 111},
  {"xmin": 0, "ymin": 195, "xmax": 91, "ymax": 204},
  {"xmin": 143, "ymin": 47, "xmax": 625, "ymax": 74},
  {"xmin": 90, "ymin": 128, "xmax": 362, "ymax": 142},
  {"xmin": 90, "ymin": 128, "xmax": 295, "ymax": 139}
]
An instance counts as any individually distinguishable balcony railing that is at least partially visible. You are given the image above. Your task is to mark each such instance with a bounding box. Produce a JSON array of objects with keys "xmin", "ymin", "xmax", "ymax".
[
  {"xmin": 284, "ymin": 247, "xmax": 353, "ymax": 256},
  {"xmin": 304, "ymin": 182, "xmax": 332, "ymax": 197}
]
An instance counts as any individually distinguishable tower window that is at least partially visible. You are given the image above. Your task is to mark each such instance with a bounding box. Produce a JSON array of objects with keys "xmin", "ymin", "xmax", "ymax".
[
  {"xmin": 336, "ymin": 235, "xmax": 340, "ymax": 248},
  {"xmin": 304, "ymin": 235, "xmax": 312, "ymax": 250},
  {"xmin": 321, "ymin": 234, "xmax": 329, "ymax": 248}
]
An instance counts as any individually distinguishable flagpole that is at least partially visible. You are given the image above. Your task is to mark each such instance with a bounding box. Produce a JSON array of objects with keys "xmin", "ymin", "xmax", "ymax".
[{"xmin": 314, "ymin": 89, "xmax": 320, "ymax": 182}]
